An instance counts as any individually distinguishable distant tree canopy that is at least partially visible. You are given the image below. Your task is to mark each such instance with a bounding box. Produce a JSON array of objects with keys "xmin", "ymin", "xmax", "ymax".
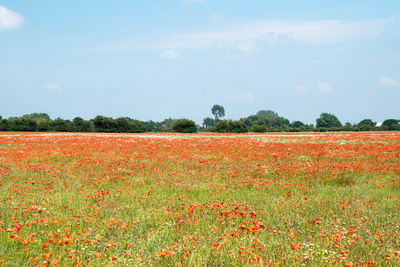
[
  {"xmin": 211, "ymin": 105, "xmax": 225, "ymax": 121},
  {"xmin": 251, "ymin": 124, "xmax": 267, "ymax": 133},
  {"xmin": 382, "ymin": 119, "xmax": 400, "ymax": 130},
  {"xmin": 357, "ymin": 119, "xmax": 376, "ymax": 131},
  {"xmin": 72, "ymin": 117, "xmax": 94, "ymax": 132},
  {"xmin": 316, "ymin": 113, "xmax": 342, "ymax": 128},
  {"xmin": 0, "ymin": 111, "xmax": 398, "ymax": 133},
  {"xmin": 91, "ymin": 116, "xmax": 145, "ymax": 133},
  {"xmin": 242, "ymin": 110, "xmax": 291, "ymax": 129},
  {"xmin": 291, "ymin": 121, "xmax": 305, "ymax": 128},
  {"xmin": 172, "ymin": 119, "xmax": 197, "ymax": 133},
  {"xmin": 21, "ymin": 113, "xmax": 51, "ymax": 121},
  {"xmin": 215, "ymin": 120, "xmax": 248, "ymax": 133},
  {"xmin": 202, "ymin": 117, "xmax": 215, "ymax": 128}
]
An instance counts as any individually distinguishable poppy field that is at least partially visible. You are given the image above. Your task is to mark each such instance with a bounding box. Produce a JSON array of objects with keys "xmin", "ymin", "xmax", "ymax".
[{"xmin": 0, "ymin": 132, "xmax": 399, "ymax": 266}]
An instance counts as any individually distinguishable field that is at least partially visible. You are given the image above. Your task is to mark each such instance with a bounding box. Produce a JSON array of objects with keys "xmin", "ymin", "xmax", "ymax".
[{"xmin": 0, "ymin": 132, "xmax": 399, "ymax": 266}]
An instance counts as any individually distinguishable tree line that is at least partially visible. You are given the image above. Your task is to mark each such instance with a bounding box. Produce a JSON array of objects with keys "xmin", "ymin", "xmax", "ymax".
[{"xmin": 0, "ymin": 107, "xmax": 399, "ymax": 133}]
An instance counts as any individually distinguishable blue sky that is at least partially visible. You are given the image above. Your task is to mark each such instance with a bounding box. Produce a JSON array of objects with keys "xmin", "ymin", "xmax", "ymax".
[{"xmin": 0, "ymin": 0, "xmax": 399, "ymax": 124}]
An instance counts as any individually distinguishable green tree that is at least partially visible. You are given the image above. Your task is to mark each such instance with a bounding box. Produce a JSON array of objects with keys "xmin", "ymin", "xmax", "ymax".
[
  {"xmin": 202, "ymin": 117, "xmax": 215, "ymax": 128},
  {"xmin": 143, "ymin": 120, "xmax": 158, "ymax": 132},
  {"xmin": 115, "ymin": 117, "xmax": 131, "ymax": 133},
  {"xmin": 316, "ymin": 113, "xmax": 342, "ymax": 128},
  {"xmin": 0, "ymin": 116, "xmax": 6, "ymax": 131},
  {"xmin": 50, "ymin": 118, "xmax": 70, "ymax": 132},
  {"xmin": 172, "ymin": 119, "xmax": 197, "ymax": 133},
  {"xmin": 21, "ymin": 113, "xmax": 51, "ymax": 131},
  {"xmin": 251, "ymin": 124, "xmax": 267, "ymax": 132},
  {"xmin": 160, "ymin": 118, "xmax": 176, "ymax": 132},
  {"xmin": 257, "ymin": 110, "xmax": 279, "ymax": 119},
  {"xmin": 215, "ymin": 120, "xmax": 248, "ymax": 133},
  {"xmin": 21, "ymin": 113, "xmax": 51, "ymax": 121},
  {"xmin": 92, "ymin": 116, "xmax": 117, "ymax": 132},
  {"xmin": 357, "ymin": 119, "xmax": 376, "ymax": 131},
  {"xmin": 381, "ymin": 119, "xmax": 400, "ymax": 130},
  {"xmin": 291, "ymin": 121, "xmax": 305, "ymax": 128},
  {"xmin": 129, "ymin": 120, "xmax": 146, "ymax": 133},
  {"xmin": 72, "ymin": 117, "xmax": 94, "ymax": 132},
  {"xmin": 343, "ymin": 122, "xmax": 355, "ymax": 131},
  {"xmin": 211, "ymin": 105, "xmax": 225, "ymax": 121},
  {"xmin": 242, "ymin": 110, "xmax": 290, "ymax": 130}
]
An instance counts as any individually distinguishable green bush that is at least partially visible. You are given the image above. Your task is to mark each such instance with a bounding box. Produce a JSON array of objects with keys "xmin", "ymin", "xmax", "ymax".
[
  {"xmin": 215, "ymin": 120, "xmax": 248, "ymax": 133},
  {"xmin": 172, "ymin": 119, "xmax": 198, "ymax": 133},
  {"xmin": 251, "ymin": 124, "xmax": 267, "ymax": 132}
]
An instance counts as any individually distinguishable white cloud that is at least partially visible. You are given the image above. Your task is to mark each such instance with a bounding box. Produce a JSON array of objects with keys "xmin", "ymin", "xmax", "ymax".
[
  {"xmin": 316, "ymin": 82, "xmax": 333, "ymax": 93},
  {"xmin": 45, "ymin": 83, "xmax": 63, "ymax": 92},
  {"xmin": 0, "ymin": 6, "xmax": 23, "ymax": 31},
  {"xmin": 160, "ymin": 50, "xmax": 180, "ymax": 59},
  {"xmin": 157, "ymin": 19, "xmax": 389, "ymax": 50},
  {"xmin": 89, "ymin": 19, "xmax": 391, "ymax": 54},
  {"xmin": 230, "ymin": 93, "xmax": 254, "ymax": 102},
  {"xmin": 295, "ymin": 85, "xmax": 308, "ymax": 94},
  {"xmin": 379, "ymin": 77, "xmax": 400, "ymax": 87}
]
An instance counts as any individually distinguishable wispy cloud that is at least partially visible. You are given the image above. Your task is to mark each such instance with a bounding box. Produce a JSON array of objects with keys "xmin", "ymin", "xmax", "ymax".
[
  {"xmin": 157, "ymin": 19, "xmax": 390, "ymax": 50},
  {"xmin": 0, "ymin": 6, "xmax": 23, "ymax": 31},
  {"xmin": 230, "ymin": 93, "xmax": 254, "ymax": 102},
  {"xmin": 316, "ymin": 82, "xmax": 333, "ymax": 94},
  {"xmin": 89, "ymin": 19, "xmax": 391, "ymax": 54},
  {"xmin": 379, "ymin": 77, "xmax": 400, "ymax": 87},
  {"xmin": 45, "ymin": 83, "xmax": 63, "ymax": 92},
  {"xmin": 160, "ymin": 50, "xmax": 180, "ymax": 59}
]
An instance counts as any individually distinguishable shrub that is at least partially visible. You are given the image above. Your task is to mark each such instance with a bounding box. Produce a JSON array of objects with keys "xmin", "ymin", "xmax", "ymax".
[
  {"xmin": 251, "ymin": 124, "xmax": 267, "ymax": 132},
  {"xmin": 172, "ymin": 119, "xmax": 198, "ymax": 133},
  {"xmin": 215, "ymin": 120, "xmax": 248, "ymax": 133}
]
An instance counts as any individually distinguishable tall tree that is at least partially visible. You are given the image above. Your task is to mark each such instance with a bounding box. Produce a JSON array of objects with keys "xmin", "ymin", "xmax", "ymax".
[
  {"xmin": 316, "ymin": 113, "xmax": 342, "ymax": 128},
  {"xmin": 211, "ymin": 105, "xmax": 225, "ymax": 121}
]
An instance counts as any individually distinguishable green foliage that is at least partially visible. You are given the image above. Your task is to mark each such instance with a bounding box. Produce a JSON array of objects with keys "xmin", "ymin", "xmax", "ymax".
[
  {"xmin": 215, "ymin": 120, "xmax": 248, "ymax": 133},
  {"xmin": 316, "ymin": 113, "xmax": 342, "ymax": 128},
  {"xmin": 115, "ymin": 117, "xmax": 131, "ymax": 133},
  {"xmin": 243, "ymin": 110, "xmax": 290, "ymax": 129},
  {"xmin": 72, "ymin": 117, "xmax": 93, "ymax": 132},
  {"xmin": 202, "ymin": 117, "xmax": 215, "ymax": 128},
  {"xmin": 251, "ymin": 124, "xmax": 267, "ymax": 132},
  {"xmin": 357, "ymin": 119, "xmax": 376, "ymax": 131},
  {"xmin": 382, "ymin": 119, "xmax": 400, "ymax": 130},
  {"xmin": 172, "ymin": 119, "xmax": 198, "ymax": 133},
  {"xmin": 50, "ymin": 118, "xmax": 70, "ymax": 132},
  {"xmin": 343, "ymin": 122, "xmax": 355, "ymax": 131},
  {"xmin": 0, "ymin": 117, "xmax": 7, "ymax": 131},
  {"xmin": 21, "ymin": 113, "xmax": 51, "ymax": 121},
  {"xmin": 90, "ymin": 116, "xmax": 145, "ymax": 133},
  {"xmin": 129, "ymin": 119, "xmax": 146, "ymax": 133},
  {"xmin": 291, "ymin": 121, "xmax": 305, "ymax": 128},
  {"xmin": 92, "ymin": 116, "xmax": 116, "ymax": 132},
  {"xmin": 211, "ymin": 105, "xmax": 225, "ymax": 121},
  {"xmin": 6, "ymin": 118, "xmax": 37, "ymax": 131},
  {"xmin": 0, "ymin": 111, "xmax": 397, "ymax": 133}
]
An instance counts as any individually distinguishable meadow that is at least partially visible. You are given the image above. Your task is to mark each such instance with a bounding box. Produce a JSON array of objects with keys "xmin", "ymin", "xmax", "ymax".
[{"xmin": 0, "ymin": 132, "xmax": 399, "ymax": 266}]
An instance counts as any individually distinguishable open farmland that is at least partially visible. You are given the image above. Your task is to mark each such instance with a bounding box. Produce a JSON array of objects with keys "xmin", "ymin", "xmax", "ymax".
[{"xmin": 0, "ymin": 132, "xmax": 399, "ymax": 266}]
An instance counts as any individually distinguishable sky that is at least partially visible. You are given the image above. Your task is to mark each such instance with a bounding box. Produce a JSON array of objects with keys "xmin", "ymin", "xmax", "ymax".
[{"xmin": 0, "ymin": 0, "xmax": 399, "ymax": 124}]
